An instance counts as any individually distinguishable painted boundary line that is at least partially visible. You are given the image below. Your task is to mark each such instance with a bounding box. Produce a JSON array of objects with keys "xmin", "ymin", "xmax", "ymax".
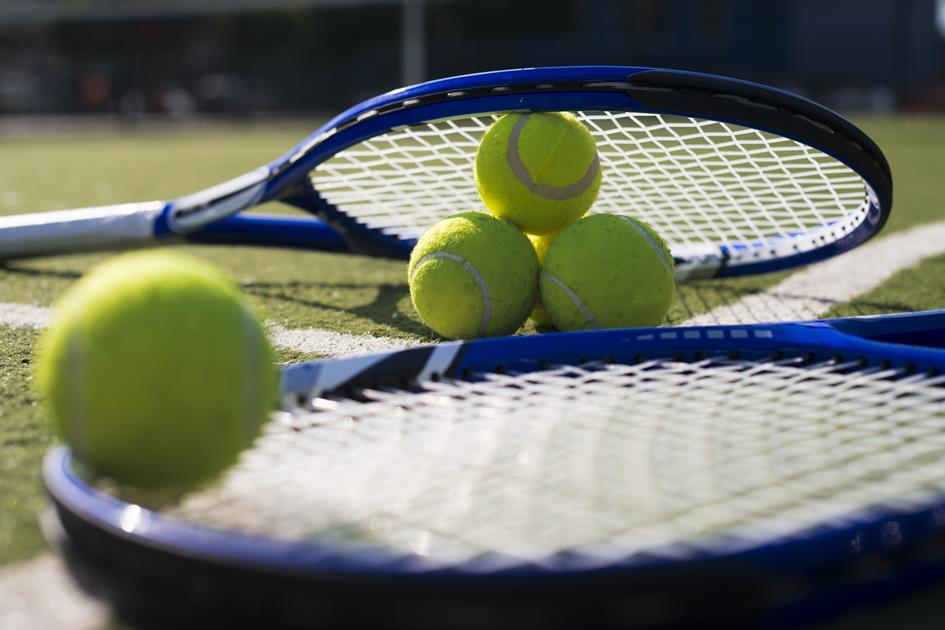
[
  {"xmin": 0, "ymin": 302, "xmax": 50, "ymax": 329},
  {"xmin": 0, "ymin": 555, "xmax": 108, "ymax": 630},
  {"xmin": 0, "ymin": 303, "xmax": 421, "ymax": 357},
  {"xmin": 268, "ymin": 324, "xmax": 421, "ymax": 356},
  {"xmin": 682, "ymin": 220, "xmax": 945, "ymax": 325}
]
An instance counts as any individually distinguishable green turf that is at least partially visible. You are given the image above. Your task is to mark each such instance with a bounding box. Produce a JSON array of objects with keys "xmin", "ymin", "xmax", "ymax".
[
  {"xmin": 0, "ymin": 123, "xmax": 314, "ymax": 216},
  {"xmin": 0, "ymin": 325, "xmax": 48, "ymax": 563},
  {"xmin": 0, "ymin": 116, "xmax": 944, "ymax": 626},
  {"xmin": 854, "ymin": 115, "xmax": 945, "ymax": 232}
]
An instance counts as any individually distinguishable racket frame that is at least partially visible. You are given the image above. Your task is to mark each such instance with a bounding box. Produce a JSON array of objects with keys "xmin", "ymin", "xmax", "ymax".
[
  {"xmin": 42, "ymin": 311, "xmax": 945, "ymax": 628},
  {"xmin": 2, "ymin": 66, "xmax": 891, "ymax": 280},
  {"xmin": 264, "ymin": 66, "xmax": 893, "ymax": 277}
]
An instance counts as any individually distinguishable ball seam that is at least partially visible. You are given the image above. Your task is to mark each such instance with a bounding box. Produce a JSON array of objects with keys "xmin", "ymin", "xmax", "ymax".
[
  {"xmin": 412, "ymin": 251, "xmax": 492, "ymax": 337},
  {"xmin": 543, "ymin": 271, "xmax": 600, "ymax": 329},
  {"xmin": 615, "ymin": 215, "xmax": 674, "ymax": 274},
  {"xmin": 508, "ymin": 114, "xmax": 600, "ymax": 201}
]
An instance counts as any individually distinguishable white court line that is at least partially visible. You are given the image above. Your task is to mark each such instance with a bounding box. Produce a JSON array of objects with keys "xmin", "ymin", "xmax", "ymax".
[
  {"xmin": 0, "ymin": 302, "xmax": 420, "ymax": 357},
  {"xmin": 683, "ymin": 220, "xmax": 945, "ymax": 326},
  {"xmin": 268, "ymin": 324, "xmax": 421, "ymax": 357},
  {"xmin": 0, "ymin": 555, "xmax": 109, "ymax": 630},
  {"xmin": 0, "ymin": 302, "xmax": 50, "ymax": 328}
]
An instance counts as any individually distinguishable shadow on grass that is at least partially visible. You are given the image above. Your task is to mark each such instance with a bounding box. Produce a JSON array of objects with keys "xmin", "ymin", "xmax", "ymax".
[
  {"xmin": 0, "ymin": 264, "xmax": 83, "ymax": 280},
  {"xmin": 244, "ymin": 279, "xmax": 432, "ymax": 338}
]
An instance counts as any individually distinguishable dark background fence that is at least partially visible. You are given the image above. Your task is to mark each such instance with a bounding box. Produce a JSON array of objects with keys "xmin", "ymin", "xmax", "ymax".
[{"xmin": 0, "ymin": 0, "xmax": 942, "ymax": 118}]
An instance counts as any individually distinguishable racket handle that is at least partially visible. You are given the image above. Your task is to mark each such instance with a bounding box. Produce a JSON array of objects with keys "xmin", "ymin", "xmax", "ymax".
[{"xmin": 0, "ymin": 202, "xmax": 166, "ymax": 260}]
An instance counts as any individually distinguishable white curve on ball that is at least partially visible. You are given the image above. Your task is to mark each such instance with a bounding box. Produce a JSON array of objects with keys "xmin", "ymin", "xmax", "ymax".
[
  {"xmin": 411, "ymin": 251, "xmax": 492, "ymax": 337},
  {"xmin": 615, "ymin": 215, "xmax": 674, "ymax": 275},
  {"xmin": 542, "ymin": 271, "xmax": 600, "ymax": 329},
  {"xmin": 507, "ymin": 114, "xmax": 600, "ymax": 200}
]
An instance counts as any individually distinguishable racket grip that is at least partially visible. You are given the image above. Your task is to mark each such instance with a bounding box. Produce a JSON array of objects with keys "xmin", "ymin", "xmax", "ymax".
[{"xmin": 0, "ymin": 202, "xmax": 166, "ymax": 260}]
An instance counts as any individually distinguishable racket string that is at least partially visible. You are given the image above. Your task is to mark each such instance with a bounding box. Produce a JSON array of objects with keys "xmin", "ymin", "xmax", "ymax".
[
  {"xmin": 156, "ymin": 355, "xmax": 945, "ymax": 562},
  {"xmin": 310, "ymin": 112, "xmax": 869, "ymax": 265}
]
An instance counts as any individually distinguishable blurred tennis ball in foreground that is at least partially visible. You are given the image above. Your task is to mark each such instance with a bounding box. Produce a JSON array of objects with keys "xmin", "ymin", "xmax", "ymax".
[
  {"xmin": 408, "ymin": 212, "xmax": 539, "ymax": 339},
  {"xmin": 540, "ymin": 214, "xmax": 675, "ymax": 331},
  {"xmin": 35, "ymin": 250, "xmax": 277, "ymax": 489},
  {"xmin": 475, "ymin": 112, "xmax": 601, "ymax": 235},
  {"xmin": 527, "ymin": 232, "xmax": 558, "ymax": 328}
]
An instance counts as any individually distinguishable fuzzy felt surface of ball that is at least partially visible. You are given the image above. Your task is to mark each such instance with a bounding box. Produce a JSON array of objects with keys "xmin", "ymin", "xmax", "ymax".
[
  {"xmin": 475, "ymin": 112, "xmax": 601, "ymax": 235},
  {"xmin": 540, "ymin": 214, "xmax": 675, "ymax": 331},
  {"xmin": 35, "ymin": 251, "xmax": 277, "ymax": 489},
  {"xmin": 408, "ymin": 212, "xmax": 539, "ymax": 339}
]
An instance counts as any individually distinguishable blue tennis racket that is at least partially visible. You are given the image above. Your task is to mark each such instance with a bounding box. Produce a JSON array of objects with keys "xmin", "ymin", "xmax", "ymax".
[
  {"xmin": 44, "ymin": 310, "xmax": 945, "ymax": 629},
  {"xmin": 1, "ymin": 66, "xmax": 891, "ymax": 281}
]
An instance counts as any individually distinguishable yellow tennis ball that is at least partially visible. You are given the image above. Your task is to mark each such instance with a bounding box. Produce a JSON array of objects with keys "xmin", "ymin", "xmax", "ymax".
[
  {"xmin": 527, "ymin": 232, "xmax": 558, "ymax": 328},
  {"xmin": 475, "ymin": 112, "xmax": 601, "ymax": 235},
  {"xmin": 540, "ymin": 214, "xmax": 675, "ymax": 330},
  {"xmin": 35, "ymin": 251, "xmax": 278, "ymax": 489},
  {"xmin": 408, "ymin": 212, "xmax": 539, "ymax": 339}
]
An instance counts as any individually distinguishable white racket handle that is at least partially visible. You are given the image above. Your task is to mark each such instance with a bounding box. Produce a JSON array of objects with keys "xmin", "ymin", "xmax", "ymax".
[{"xmin": 0, "ymin": 202, "xmax": 166, "ymax": 259}]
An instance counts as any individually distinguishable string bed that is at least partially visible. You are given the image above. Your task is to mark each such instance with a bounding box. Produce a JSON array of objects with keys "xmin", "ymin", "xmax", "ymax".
[
  {"xmin": 157, "ymin": 355, "xmax": 945, "ymax": 564},
  {"xmin": 311, "ymin": 112, "xmax": 870, "ymax": 262}
]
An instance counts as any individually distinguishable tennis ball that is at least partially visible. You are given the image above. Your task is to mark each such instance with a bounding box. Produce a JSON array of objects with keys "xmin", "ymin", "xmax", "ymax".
[
  {"xmin": 527, "ymin": 232, "xmax": 557, "ymax": 328},
  {"xmin": 35, "ymin": 250, "xmax": 277, "ymax": 489},
  {"xmin": 540, "ymin": 214, "xmax": 675, "ymax": 331},
  {"xmin": 475, "ymin": 112, "xmax": 601, "ymax": 235},
  {"xmin": 408, "ymin": 212, "xmax": 539, "ymax": 339}
]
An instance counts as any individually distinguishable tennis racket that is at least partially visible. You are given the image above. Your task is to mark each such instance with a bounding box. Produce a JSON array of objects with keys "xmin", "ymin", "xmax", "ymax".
[
  {"xmin": 44, "ymin": 309, "xmax": 945, "ymax": 629},
  {"xmin": 2, "ymin": 66, "xmax": 891, "ymax": 282}
]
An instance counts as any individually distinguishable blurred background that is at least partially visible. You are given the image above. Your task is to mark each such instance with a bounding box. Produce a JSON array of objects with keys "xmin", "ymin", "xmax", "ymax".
[{"xmin": 0, "ymin": 0, "xmax": 943, "ymax": 122}]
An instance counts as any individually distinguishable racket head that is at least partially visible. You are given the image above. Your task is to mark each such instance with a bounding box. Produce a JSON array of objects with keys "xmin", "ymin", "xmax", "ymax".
[
  {"xmin": 43, "ymin": 311, "xmax": 945, "ymax": 628},
  {"xmin": 1, "ymin": 66, "xmax": 891, "ymax": 272},
  {"xmin": 227, "ymin": 65, "xmax": 892, "ymax": 279}
]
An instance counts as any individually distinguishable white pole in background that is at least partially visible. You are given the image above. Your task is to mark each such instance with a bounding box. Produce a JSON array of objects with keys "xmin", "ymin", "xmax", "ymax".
[
  {"xmin": 401, "ymin": 0, "xmax": 426, "ymax": 87},
  {"xmin": 938, "ymin": 0, "xmax": 945, "ymax": 39}
]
